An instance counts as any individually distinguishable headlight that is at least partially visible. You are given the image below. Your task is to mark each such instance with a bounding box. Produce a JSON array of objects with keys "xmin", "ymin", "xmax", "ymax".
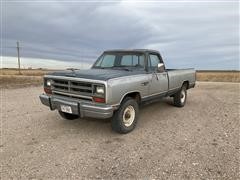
[
  {"xmin": 96, "ymin": 86, "xmax": 104, "ymax": 94},
  {"xmin": 46, "ymin": 79, "xmax": 51, "ymax": 86}
]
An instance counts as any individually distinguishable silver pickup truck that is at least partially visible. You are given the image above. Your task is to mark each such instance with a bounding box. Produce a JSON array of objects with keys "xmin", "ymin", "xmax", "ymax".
[{"xmin": 40, "ymin": 49, "xmax": 196, "ymax": 133}]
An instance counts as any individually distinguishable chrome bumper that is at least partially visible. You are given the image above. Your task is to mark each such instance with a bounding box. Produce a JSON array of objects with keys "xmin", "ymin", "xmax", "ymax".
[{"xmin": 39, "ymin": 94, "xmax": 114, "ymax": 119}]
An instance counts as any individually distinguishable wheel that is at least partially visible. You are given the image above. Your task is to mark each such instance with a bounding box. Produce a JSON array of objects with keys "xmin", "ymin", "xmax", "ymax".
[
  {"xmin": 111, "ymin": 97, "xmax": 139, "ymax": 134},
  {"xmin": 173, "ymin": 85, "xmax": 187, "ymax": 107},
  {"xmin": 58, "ymin": 111, "xmax": 79, "ymax": 120}
]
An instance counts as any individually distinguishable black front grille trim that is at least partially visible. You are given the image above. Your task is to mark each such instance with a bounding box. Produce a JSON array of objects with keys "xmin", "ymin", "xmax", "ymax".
[{"xmin": 51, "ymin": 79, "xmax": 93, "ymax": 96}]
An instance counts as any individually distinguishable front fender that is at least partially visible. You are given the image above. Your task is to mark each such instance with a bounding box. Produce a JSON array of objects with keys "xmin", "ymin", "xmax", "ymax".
[{"xmin": 106, "ymin": 74, "xmax": 149, "ymax": 105}]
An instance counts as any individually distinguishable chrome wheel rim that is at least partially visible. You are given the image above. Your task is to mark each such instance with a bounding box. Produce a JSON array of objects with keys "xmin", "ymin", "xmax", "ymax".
[
  {"xmin": 123, "ymin": 105, "xmax": 135, "ymax": 127},
  {"xmin": 180, "ymin": 90, "xmax": 186, "ymax": 104}
]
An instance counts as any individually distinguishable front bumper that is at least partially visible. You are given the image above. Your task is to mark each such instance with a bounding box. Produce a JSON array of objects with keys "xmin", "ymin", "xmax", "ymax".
[{"xmin": 39, "ymin": 94, "xmax": 114, "ymax": 119}]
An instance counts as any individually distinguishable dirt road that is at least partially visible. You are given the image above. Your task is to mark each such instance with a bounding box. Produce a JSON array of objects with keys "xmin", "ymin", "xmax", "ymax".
[{"xmin": 1, "ymin": 82, "xmax": 239, "ymax": 179}]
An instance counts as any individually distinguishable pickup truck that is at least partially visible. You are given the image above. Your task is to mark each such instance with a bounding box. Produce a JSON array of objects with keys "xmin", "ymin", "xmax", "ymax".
[{"xmin": 40, "ymin": 49, "xmax": 196, "ymax": 133}]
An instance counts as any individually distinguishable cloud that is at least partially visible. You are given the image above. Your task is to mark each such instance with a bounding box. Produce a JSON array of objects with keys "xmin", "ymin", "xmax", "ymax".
[{"xmin": 2, "ymin": 0, "xmax": 239, "ymax": 70}]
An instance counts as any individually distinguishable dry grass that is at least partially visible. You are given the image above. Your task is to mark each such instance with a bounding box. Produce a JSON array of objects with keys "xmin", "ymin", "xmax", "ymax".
[
  {"xmin": 197, "ymin": 71, "xmax": 240, "ymax": 82},
  {"xmin": 0, "ymin": 75, "xmax": 43, "ymax": 88},
  {"xmin": 0, "ymin": 69, "xmax": 239, "ymax": 88},
  {"xmin": 0, "ymin": 69, "xmax": 57, "ymax": 88},
  {"xmin": 0, "ymin": 68, "xmax": 51, "ymax": 76},
  {"xmin": 0, "ymin": 69, "xmax": 49, "ymax": 88}
]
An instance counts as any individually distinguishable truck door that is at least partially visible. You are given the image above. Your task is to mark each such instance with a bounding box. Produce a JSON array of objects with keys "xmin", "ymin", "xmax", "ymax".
[{"xmin": 148, "ymin": 53, "xmax": 168, "ymax": 96}]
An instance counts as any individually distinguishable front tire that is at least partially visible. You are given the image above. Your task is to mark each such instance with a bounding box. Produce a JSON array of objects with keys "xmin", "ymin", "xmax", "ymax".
[
  {"xmin": 173, "ymin": 85, "xmax": 187, "ymax": 107},
  {"xmin": 111, "ymin": 97, "xmax": 139, "ymax": 134},
  {"xmin": 58, "ymin": 111, "xmax": 79, "ymax": 120}
]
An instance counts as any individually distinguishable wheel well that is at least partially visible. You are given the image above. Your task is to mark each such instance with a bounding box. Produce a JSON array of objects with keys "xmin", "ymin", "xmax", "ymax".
[
  {"xmin": 183, "ymin": 81, "xmax": 189, "ymax": 89},
  {"xmin": 123, "ymin": 92, "xmax": 141, "ymax": 104}
]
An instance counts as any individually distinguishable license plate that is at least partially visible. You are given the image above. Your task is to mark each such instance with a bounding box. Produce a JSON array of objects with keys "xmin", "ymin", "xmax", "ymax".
[{"xmin": 60, "ymin": 105, "xmax": 72, "ymax": 114}]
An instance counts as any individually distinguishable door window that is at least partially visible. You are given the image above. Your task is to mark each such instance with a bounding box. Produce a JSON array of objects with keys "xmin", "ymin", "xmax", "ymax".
[{"xmin": 148, "ymin": 54, "xmax": 160, "ymax": 71}]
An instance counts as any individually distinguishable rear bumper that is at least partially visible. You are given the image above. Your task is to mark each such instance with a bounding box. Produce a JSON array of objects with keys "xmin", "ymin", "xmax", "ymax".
[{"xmin": 39, "ymin": 94, "xmax": 114, "ymax": 119}]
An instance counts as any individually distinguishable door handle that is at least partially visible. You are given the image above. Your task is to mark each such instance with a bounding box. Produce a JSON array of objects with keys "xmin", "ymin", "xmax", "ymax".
[{"xmin": 141, "ymin": 81, "xmax": 149, "ymax": 86}]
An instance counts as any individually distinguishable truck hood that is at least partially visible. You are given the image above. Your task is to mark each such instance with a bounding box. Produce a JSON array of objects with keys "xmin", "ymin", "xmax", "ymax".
[{"xmin": 48, "ymin": 68, "xmax": 146, "ymax": 81}]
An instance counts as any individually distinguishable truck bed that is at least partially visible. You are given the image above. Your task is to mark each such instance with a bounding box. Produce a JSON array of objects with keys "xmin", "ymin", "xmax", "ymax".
[{"xmin": 167, "ymin": 68, "xmax": 196, "ymax": 90}]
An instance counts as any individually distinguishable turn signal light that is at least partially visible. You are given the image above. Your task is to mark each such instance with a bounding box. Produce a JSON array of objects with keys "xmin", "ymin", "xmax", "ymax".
[
  {"xmin": 44, "ymin": 87, "xmax": 52, "ymax": 94},
  {"xmin": 93, "ymin": 97, "xmax": 105, "ymax": 103}
]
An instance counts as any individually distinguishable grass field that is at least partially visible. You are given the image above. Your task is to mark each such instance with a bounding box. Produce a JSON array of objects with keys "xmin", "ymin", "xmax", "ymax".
[
  {"xmin": 0, "ymin": 69, "xmax": 52, "ymax": 88},
  {"xmin": 196, "ymin": 70, "xmax": 240, "ymax": 82},
  {"xmin": 0, "ymin": 68, "xmax": 53, "ymax": 76},
  {"xmin": 0, "ymin": 68, "xmax": 239, "ymax": 88}
]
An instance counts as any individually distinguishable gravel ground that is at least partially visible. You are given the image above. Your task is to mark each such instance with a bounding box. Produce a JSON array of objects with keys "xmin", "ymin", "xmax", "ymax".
[{"xmin": 1, "ymin": 82, "xmax": 239, "ymax": 179}]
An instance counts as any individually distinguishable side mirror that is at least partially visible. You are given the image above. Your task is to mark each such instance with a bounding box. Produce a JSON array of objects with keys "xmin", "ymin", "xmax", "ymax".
[{"xmin": 157, "ymin": 63, "xmax": 165, "ymax": 72}]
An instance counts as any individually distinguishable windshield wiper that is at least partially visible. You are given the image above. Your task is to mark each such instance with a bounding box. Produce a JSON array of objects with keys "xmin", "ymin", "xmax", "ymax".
[
  {"xmin": 93, "ymin": 66, "xmax": 105, "ymax": 69},
  {"xmin": 112, "ymin": 66, "xmax": 132, "ymax": 71},
  {"xmin": 121, "ymin": 68, "xmax": 131, "ymax": 71}
]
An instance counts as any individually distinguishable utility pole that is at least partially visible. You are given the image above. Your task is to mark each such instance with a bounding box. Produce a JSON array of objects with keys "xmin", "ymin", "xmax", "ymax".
[{"xmin": 16, "ymin": 41, "xmax": 21, "ymax": 74}]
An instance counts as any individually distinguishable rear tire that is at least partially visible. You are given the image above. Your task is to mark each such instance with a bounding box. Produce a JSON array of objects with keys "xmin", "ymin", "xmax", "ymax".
[
  {"xmin": 173, "ymin": 85, "xmax": 187, "ymax": 107},
  {"xmin": 111, "ymin": 97, "xmax": 139, "ymax": 134},
  {"xmin": 58, "ymin": 111, "xmax": 79, "ymax": 120}
]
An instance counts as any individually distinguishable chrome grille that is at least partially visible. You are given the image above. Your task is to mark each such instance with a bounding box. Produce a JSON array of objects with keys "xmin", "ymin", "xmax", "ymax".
[{"xmin": 51, "ymin": 79, "xmax": 93, "ymax": 99}]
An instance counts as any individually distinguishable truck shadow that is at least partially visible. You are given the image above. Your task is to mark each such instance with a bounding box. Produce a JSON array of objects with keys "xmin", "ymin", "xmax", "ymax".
[
  {"xmin": 140, "ymin": 97, "xmax": 174, "ymax": 109},
  {"xmin": 54, "ymin": 97, "xmax": 175, "ymax": 135}
]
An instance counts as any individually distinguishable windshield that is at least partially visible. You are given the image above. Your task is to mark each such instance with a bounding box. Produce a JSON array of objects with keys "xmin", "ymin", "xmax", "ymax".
[{"xmin": 92, "ymin": 53, "xmax": 145, "ymax": 70}]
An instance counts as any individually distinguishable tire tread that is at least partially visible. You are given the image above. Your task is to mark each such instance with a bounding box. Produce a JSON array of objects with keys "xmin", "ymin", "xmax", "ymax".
[
  {"xmin": 111, "ymin": 97, "xmax": 139, "ymax": 134},
  {"xmin": 173, "ymin": 85, "xmax": 187, "ymax": 107}
]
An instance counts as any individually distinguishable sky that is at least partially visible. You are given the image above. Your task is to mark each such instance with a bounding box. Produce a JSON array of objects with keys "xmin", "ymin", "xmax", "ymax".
[{"xmin": 1, "ymin": 0, "xmax": 239, "ymax": 70}]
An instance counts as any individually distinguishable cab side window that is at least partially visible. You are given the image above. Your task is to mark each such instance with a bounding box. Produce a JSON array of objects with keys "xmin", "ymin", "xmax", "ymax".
[
  {"xmin": 120, "ymin": 54, "xmax": 145, "ymax": 68},
  {"xmin": 148, "ymin": 54, "xmax": 160, "ymax": 71}
]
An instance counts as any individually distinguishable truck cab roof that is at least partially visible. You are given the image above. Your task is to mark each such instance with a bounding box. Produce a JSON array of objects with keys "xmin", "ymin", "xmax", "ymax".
[{"xmin": 103, "ymin": 49, "xmax": 160, "ymax": 54}]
